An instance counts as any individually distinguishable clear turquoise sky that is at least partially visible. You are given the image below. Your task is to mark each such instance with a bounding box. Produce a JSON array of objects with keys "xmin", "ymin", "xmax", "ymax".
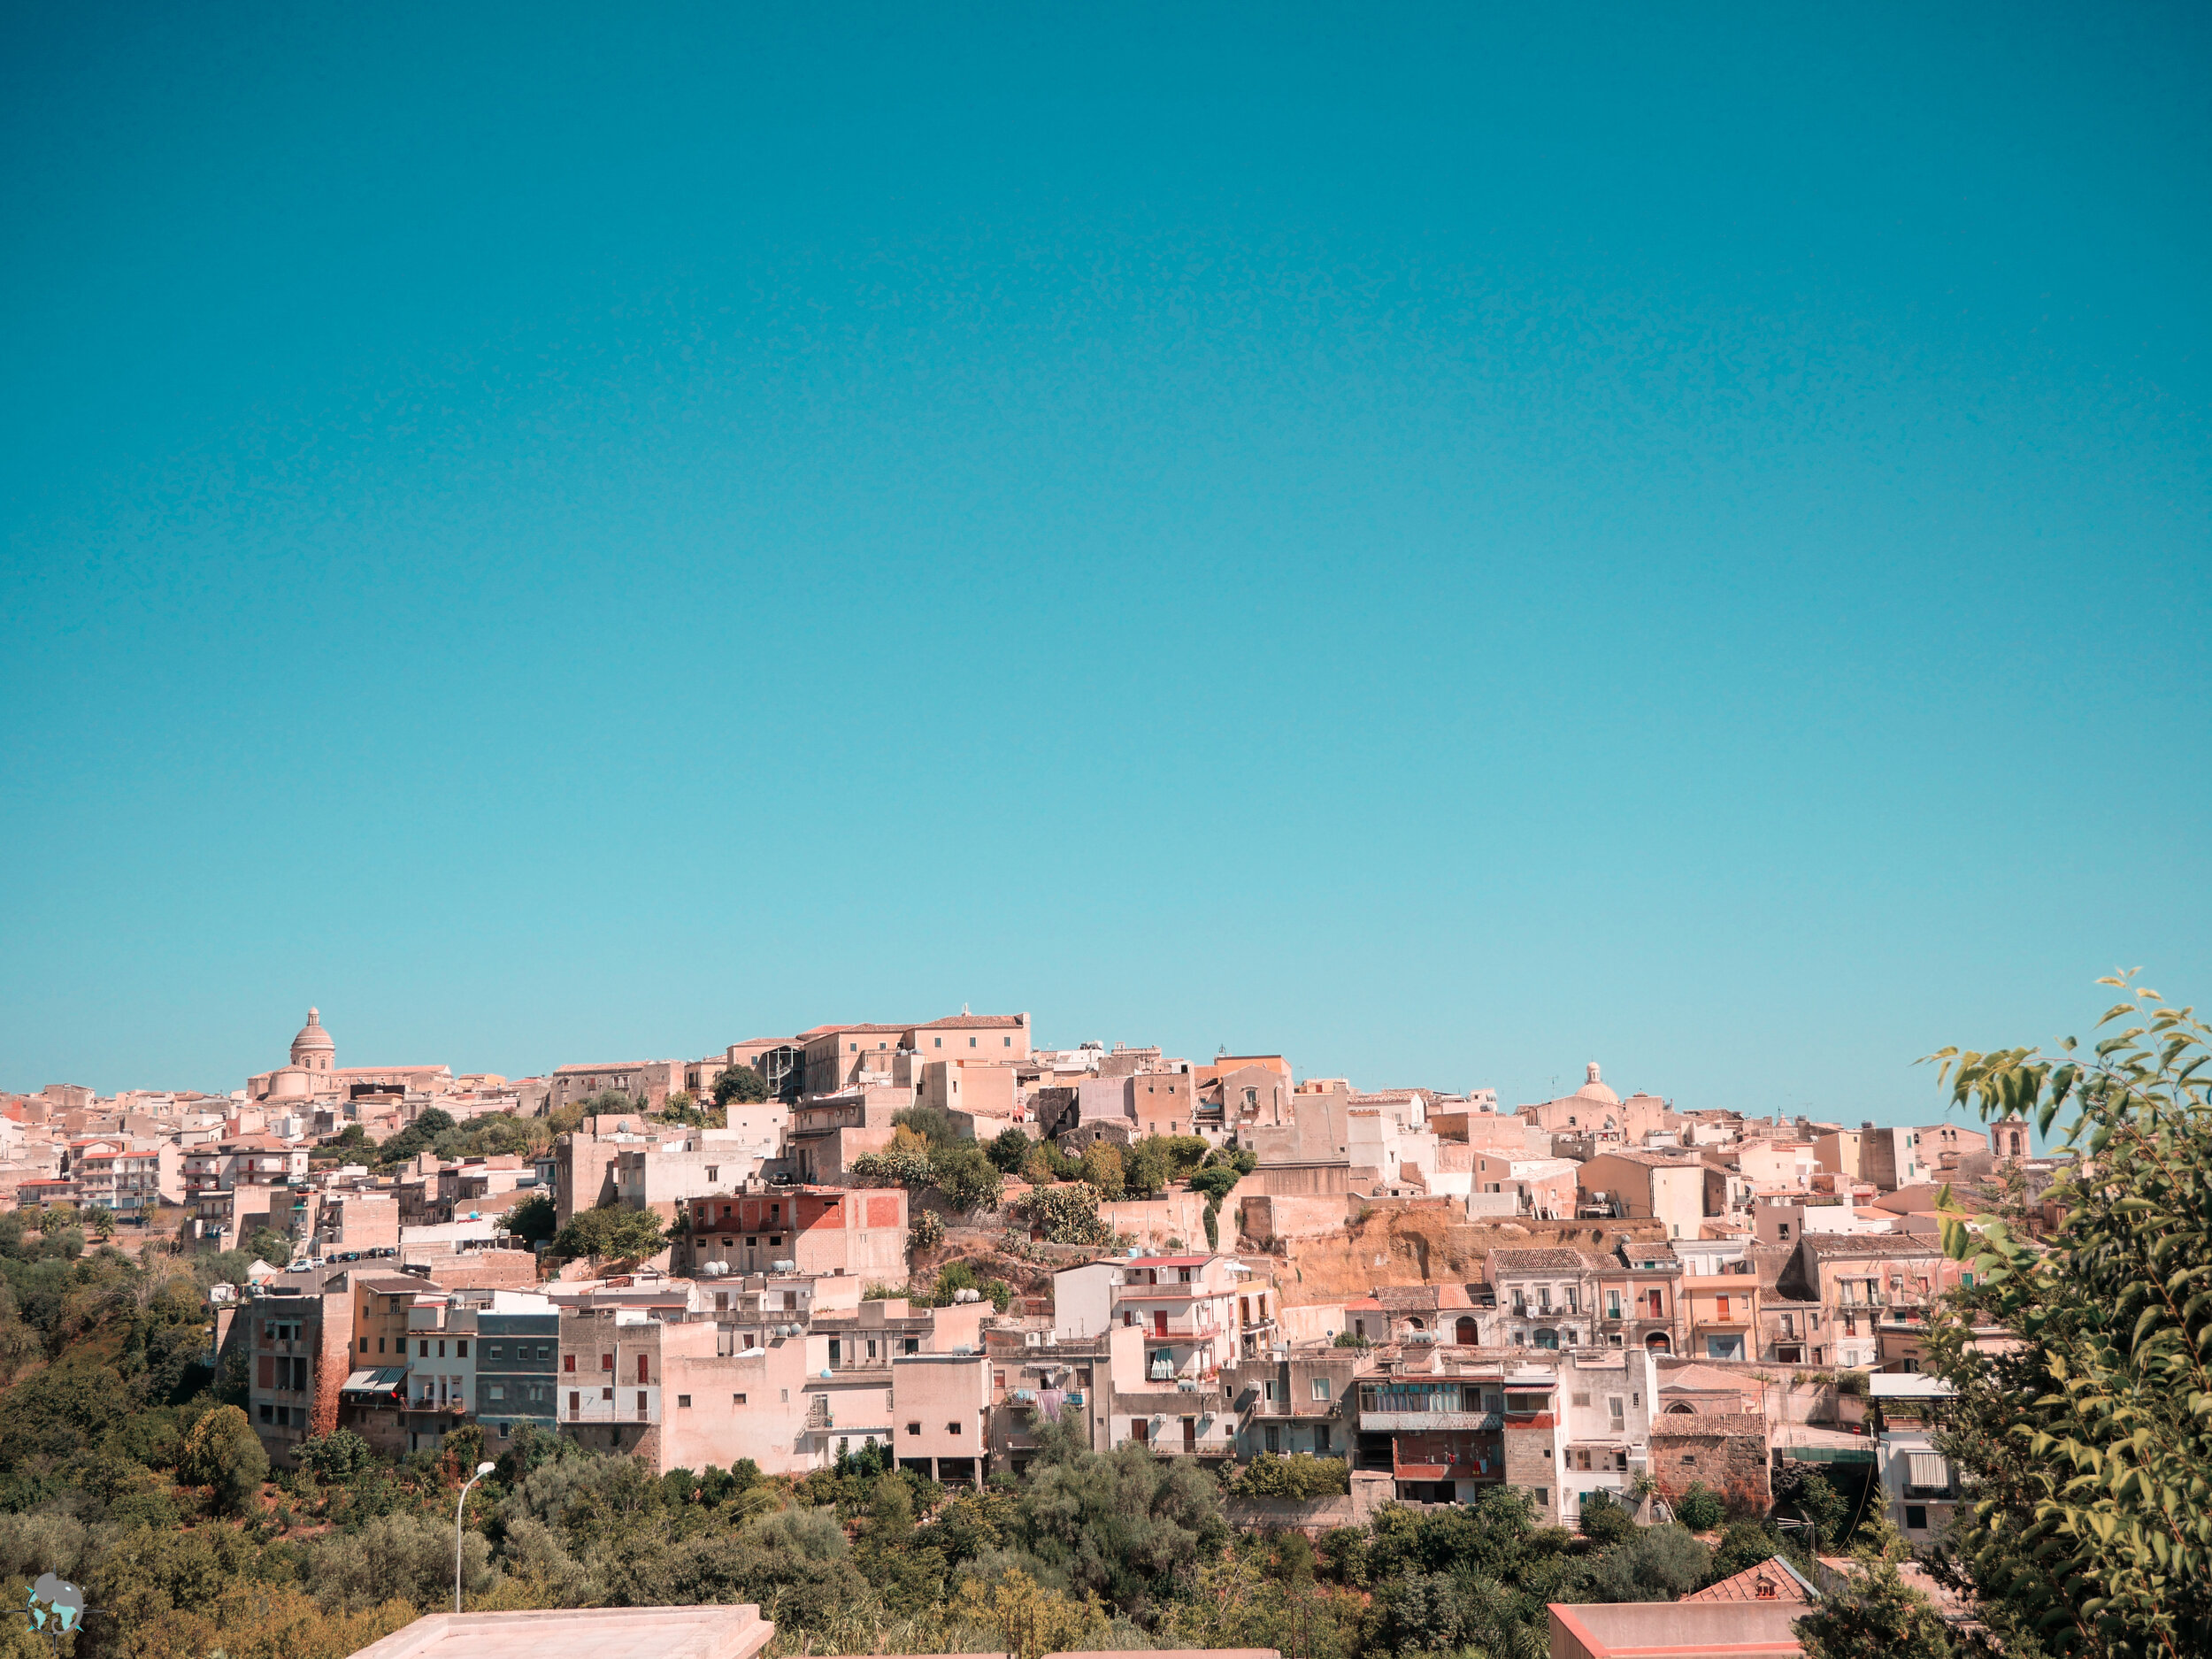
[{"xmin": 3, "ymin": 4, "xmax": 2207, "ymax": 1120}]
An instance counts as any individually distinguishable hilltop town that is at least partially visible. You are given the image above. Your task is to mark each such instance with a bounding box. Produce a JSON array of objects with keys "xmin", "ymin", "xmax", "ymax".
[{"xmin": 5, "ymin": 1006, "xmax": 2055, "ymax": 1578}]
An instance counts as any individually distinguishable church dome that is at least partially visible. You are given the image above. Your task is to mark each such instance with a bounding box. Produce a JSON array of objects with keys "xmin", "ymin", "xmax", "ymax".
[
  {"xmin": 1572, "ymin": 1062, "xmax": 1619, "ymax": 1107},
  {"xmin": 290, "ymin": 1007, "xmax": 334, "ymax": 1064}
]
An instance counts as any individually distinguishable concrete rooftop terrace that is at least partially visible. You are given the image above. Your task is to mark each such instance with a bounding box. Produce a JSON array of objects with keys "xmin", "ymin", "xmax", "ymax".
[{"xmin": 345, "ymin": 1606, "xmax": 1280, "ymax": 1659}]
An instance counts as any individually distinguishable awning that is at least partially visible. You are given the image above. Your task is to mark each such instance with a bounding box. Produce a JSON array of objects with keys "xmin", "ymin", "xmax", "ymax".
[{"xmin": 339, "ymin": 1367, "xmax": 409, "ymax": 1400}]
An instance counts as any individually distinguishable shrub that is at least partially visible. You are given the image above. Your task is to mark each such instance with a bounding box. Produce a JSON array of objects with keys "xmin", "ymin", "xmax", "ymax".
[
  {"xmin": 1589, "ymin": 1524, "xmax": 1711, "ymax": 1601},
  {"xmin": 713, "ymin": 1064, "xmax": 770, "ymax": 1106},
  {"xmin": 1225, "ymin": 1454, "xmax": 1351, "ymax": 1500},
  {"xmin": 1578, "ymin": 1488, "xmax": 1636, "ymax": 1547},
  {"xmin": 296, "ymin": 1429, "xmax": 376, "ymax": 1483},
  {"xmin": 179, "ymin": 1404, "xmax": 267, "ymax": 1514},
  {"xmin": 504, "ymin": 1192, "xmax": 557, "ymax": 1245},
  {"xmin": 554, "ymin": 1204, "xmax": 665, "ymax": 1265},
  {"xmin": 1673, "ymin": 1481, "xmax": 1724, "ymax": 1532},
  {"xmin": 1006, "ymin": 1183, "xmax": 1115, "ymax": 1247},
  {"xmin": 930, "ymin": 1143, "xmax": 1005, "ymax": 1214},
  {"xmin": 986, "ymin": 1127, "xmax": 1034, "ymax": 1172},
  {"xmin": 848, "ymin": 1145, "xmax": 935, "ymax": 1188},
  {"xmin": 908, "ymin": 1210, "xmax": 947, "ymax": 1253}
]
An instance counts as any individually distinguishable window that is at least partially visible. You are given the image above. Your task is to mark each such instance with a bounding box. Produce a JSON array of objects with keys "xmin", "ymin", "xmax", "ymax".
[
  {"xmin": 602, "ymin": 1354, "xmax": 613, "ymax": 1371},
  {"xmin": 456, "ymin": 1340, "xmax": 468, "ymax": 1357},
  {"xmin": 906, "ymin": 1422, "xmax": 922, "ymax": 1436},
  {"xmin": 734, "ymin": 1393, "xmax": 748, "ymax": 1405},
  {"xmin": 359, "ymin": 1336, "xmax": 368, "ymax": 1352},
  {"xmin": 488, "ymin": 1345, "xmax": 503, "ymax": 1359},
  {"xmin": 419, "ymin": 1340, "xmax": 430, "ymax": 1357},
  {"xmin": 564, "ymin": 1355, "xmax": 576, "ymax": 1372},
  {"xmin": 947, "ymin": 1421, "xmax": 963, "ymax": 1435},
  {"xmin": 1907, "ymin": 1453, "xmax": 1952, "ymax": 1491},
  {"xmin": 437, "ymin": 1340, "xmax": 447, "ymax": 1358},
  {"xmin": 1312, "ymin": 1378, "xmax": 1332, "ymax": 1401},
  {"xmin": 780, "ymin": 1388, "xmax": 788, "ymax": 1402},
  {"xmin": 1905, "ymin": 1504, "xmax": 1928, "ymax": 1531},
  {"xmin": 258, "ymin": 1403, "xmax": 273, "ymax": 1423},
  {"xmin": 488, "ymin": 1385, "xmax": 504, "ymax": 1402},
  {"xmin": 1264, "ymin": 1425, "xmax": 1280, "ymax": 1452}
]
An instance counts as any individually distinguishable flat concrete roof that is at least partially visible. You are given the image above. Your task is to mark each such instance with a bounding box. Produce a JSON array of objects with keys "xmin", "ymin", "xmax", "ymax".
[{"xmin": 345, "ymin": 1606, "xmax": 771, "ymax": 1659}]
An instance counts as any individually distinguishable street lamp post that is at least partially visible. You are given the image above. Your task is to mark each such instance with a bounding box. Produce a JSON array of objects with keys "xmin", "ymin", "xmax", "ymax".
[{"xmin": 455, "ymin": 1461, "xmax": 495, "ymax": 1613}]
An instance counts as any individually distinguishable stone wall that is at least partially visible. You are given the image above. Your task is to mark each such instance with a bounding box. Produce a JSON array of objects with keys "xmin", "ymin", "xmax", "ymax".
[
  {"xmin": 1649, "ymin": 1410, "xmax": 1771, "ymax": 1509},
  {"xmin": 1502, "ymin": 1421, "xmax": 1561, "ymax": 1525},
  {"xmin": 1241, "ymin": 1193, "xmax": 1356, "ymax": 1244}
]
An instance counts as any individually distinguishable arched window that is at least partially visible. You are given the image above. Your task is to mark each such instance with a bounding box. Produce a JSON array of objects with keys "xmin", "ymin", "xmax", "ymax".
[
  {"xmin": 1665, "ymin": 1402, "xmax": 1696, "ymax": 1415},
  {"xmin": 1455, "ymin": 1317, "xmax": 1478, "ymax": 1344}
]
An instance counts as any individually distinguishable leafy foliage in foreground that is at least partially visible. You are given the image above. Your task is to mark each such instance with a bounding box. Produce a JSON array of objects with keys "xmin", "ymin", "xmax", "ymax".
[{"xmin": 1921, "ymin": 974, "xmax": 2212, "ymax": 1658}]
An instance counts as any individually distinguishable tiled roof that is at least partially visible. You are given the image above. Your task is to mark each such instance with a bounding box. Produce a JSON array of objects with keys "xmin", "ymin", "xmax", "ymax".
[
  {"xmin": 1801, "ymin": 1233, "xmax": 1942, "ymax": 1259},
  {"xmin": 1683, "ymin": 1556, "xmax": 1817, "ymax": 1603},
  {"xmin": 1489, "ymin": 1248, "xmax": 1590, "ymax": 1271},
  {"xmin": 920, "ymin": 1014, "xmax": 1026, "ymax": 1029},
  {"xmin": 1375, "ymin": 1286, "xmax": 1441, "ymax": 1310}
]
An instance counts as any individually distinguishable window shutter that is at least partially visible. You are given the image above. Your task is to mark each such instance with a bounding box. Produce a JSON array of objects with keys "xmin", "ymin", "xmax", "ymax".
[{"xmin": 1908, "ymin": 1453, "xmax": 1951, "ymax": 1488}]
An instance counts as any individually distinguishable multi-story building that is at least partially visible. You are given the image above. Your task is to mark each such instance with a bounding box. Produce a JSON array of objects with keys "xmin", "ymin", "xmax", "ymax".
[
  {"xmin": 1867, "ymin": 1373, "xmax": 1959, "ymax": 1547},
  {"xmin": 475, "ymin": 1292, "xmax": 561, "ymax": 1443},
  {"xmin": 891, "ymin": 1351, "xmax": 995, "ymax": 1485},
  {"xmin": 1680, "ymin": 1272, "xmax": 1762, "ymax": 1362},
  {"xmin": 64, "ymin": 1139, "xmax": 182, "ymax": 1218},
  {"xmin": 242, "ymin": 1268, "xmax": 357, "ymax": 1465},
  {"xmin": 613, "ymin": 1129, "xmax": 780, "ymax": 1223},
  {"xmin": 984, "ymin": 1327, "xmax": 1115, "ymax": 1473},
  {"xmin": 1576, "ymin": 1149, "xmax": 1708, "ymax": 1240},
  {"xmin": 1486, "ymin": 1248, "xmax": 1608, "ymax": 1348},
  {"xmin": 680, "ymin": 1185, "xmax": 908, "ymax": 1281},
  {"xmin": 1592, "ymin": 1243, "xmax": 1683, "ymax": 1354},
  {"xmin": 547, "ymin": 1060, "xmax": 686, "ymax": 1115},
  {"xmin": 1555, "ymin": 1346, "xmax": 1660, "ymax": 1519},
  {"xmin": 1225, "ymin": 1345, "xmax": 1356, "ymax": 1460},
  {"xmin": 1781, "ymin": 1234, "xmax": 1953, "ymax": 1370},
  {"xmin": 782, "ymin": 1087, "xmax": 902, "ymax": 1183}
]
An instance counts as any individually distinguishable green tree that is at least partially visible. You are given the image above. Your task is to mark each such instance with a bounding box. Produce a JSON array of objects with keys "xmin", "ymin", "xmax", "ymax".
[
  {"xmin": 1578, "ymin": 1487, "xmax": 1636, "ymax": 1547},
  {"xmin": 1225, "ymin": 1454, "xmax": 1351, "ymax": 1499},
  {"xmin": 987, "ymin": 1126, "xmax": 1034, "ymax": 1172},
  {"xmin": 893, "ymin": 1103, "xmax": 964, "ymax": 1149},
  {"xmin": 1122, "ymin": 1138, "xmax": 1169, "ymax": 1197},
  {"xmin": 930, "ymin": 1143, "xmax": 1004, "ymax": 1214},
  {"xmin": 849, "ymin": 1144, "xmax": 935, "ymax": 1187},
  {"xmin": 1008, "ymin": 1182, "xmax": 1116, "ymax": 1246},
  {"xmin": 1795, "ymin": 1517, "xmax": 1955, "ymax": 1659},
  {"xmin": 1917, "ymin": 976, "xmax": 2212, "ymax": 1657},
  {"xmin": 555, "ymin": 1204, "xmax": 666, "ymax": 1265},
  {"xmin": 242, "ymin": 1226, "xmax": 295, "ymax": 1267},
  {"xmin": 1079, "ymin": 1141, "xmax": 1125, "ymax": 1201},
  {"xmin": 296, "ymin": 1427, "xmax": 377, "ymax": 1482},
  {"xmin": 179, "ymin": 1402, "xmax": 268, "ymax": 1513},
  {"xmin": 1673, "ymin": 1481, "xmax": 1724, "ymax": 1532},
  {"xmin": 1588, "ymin": 1525, "xmax": 1710, "ymax": 1601},
  {"xmin": 1012, "ymin": 1416, "xmax": 1230, "ymax": 1622},
  {"xmin": 505, "ymin": 1192, "xmax": 558, "ymax": 1245},
  {"xmin": 713, "ymin": 1064, "xmax": 770, "ymax": 1106}
]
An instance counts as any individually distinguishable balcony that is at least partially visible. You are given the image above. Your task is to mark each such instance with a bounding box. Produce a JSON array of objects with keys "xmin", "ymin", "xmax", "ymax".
[{"xmin": 1357, "ymin": 1409, "xmax": 1502, "ymax": 1432}]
